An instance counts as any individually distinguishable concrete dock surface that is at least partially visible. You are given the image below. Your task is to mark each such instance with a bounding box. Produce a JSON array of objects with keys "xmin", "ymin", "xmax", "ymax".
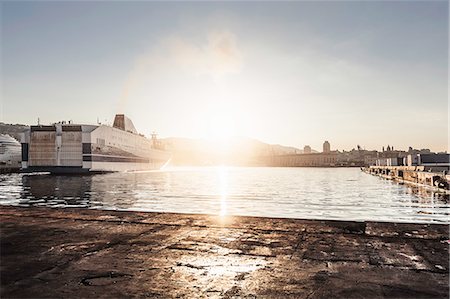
[{"xmin": 1, "ymin": 206, "xmax": 448, "ymax": 298}]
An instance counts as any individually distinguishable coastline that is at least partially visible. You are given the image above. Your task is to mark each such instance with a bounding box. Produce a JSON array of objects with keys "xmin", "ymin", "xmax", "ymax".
[{"xmin": 1, "ymin": 206, "xmax": 448, "ymax": 298}]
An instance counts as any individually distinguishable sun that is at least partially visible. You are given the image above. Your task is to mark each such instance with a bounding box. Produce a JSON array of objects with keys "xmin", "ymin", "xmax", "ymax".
[
  {"xmin": 203, "ymin": 110, "xmax": 239, "ymax": 157},
  {"xmin": 206, "ymin": 113, "xmax": 236, "ymax": 142}
]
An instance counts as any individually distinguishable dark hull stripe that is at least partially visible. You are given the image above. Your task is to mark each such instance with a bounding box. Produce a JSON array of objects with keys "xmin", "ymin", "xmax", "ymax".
[
  {"xmin": 23, "ymin": 166, "xmax": 89, "ymax": 174},
  {"xmin": 62, "ymin": 126, "xmax": 82, "ymax": 132},
  {"xmin": 30, "ymin": 126, "xmax": 56, "ymax": 132},
  {"xmin": 83, "ymin": 155, "xmax": 151, "ymax": 163}
]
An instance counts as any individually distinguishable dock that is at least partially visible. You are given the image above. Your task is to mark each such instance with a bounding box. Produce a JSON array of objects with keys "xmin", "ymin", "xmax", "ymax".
[
  {"xmin": 1, "ymin": 206, "xmax": 448, "ymax": 298},
  {"xmin": 363, "ymin": 166, "xmax": 450, "ymax": 192}
]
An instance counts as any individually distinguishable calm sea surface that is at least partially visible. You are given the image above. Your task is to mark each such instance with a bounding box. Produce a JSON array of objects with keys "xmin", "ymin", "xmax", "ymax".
[{"xmin": 0, "ymin": 167, "xmax": 448, "ymax": 223}]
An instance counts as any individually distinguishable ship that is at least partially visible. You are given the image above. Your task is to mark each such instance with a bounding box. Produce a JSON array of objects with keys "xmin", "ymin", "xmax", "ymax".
[
  {"xmin": 0, "ymin": 134, "xmax": 22, "ymax": 171},
  {"xmin": 21, "ymin": 114, "xmax": 171, "ymax": 174}
]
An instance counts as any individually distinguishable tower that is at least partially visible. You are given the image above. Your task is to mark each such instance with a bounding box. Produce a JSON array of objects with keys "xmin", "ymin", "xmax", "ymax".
[{"xmin": 323, "ymin": 141, "xmax": 330, "ymax": 153}]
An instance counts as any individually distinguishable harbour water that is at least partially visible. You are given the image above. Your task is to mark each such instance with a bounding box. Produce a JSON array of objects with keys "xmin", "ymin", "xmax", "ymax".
[{"xmin": 0, "ymin": 167, "xmax": 448, "ymax": 223}]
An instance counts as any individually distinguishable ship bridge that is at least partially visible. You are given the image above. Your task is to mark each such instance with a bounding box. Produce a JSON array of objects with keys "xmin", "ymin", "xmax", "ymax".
[{"xmin": 113, "ymin": 114, "xmax": 138, "ymax": 134}]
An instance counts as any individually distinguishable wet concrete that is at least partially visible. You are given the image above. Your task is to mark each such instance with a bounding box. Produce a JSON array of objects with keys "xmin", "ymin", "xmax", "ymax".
[{"xmin": 1, "ymin": 206, "xmax": 448, "ymax": 298}]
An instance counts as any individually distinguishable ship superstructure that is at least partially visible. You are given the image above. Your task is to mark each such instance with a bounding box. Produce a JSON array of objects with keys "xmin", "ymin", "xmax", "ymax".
[{"xmin": 21, "ymin": 114, "xmax": 170, "ymax": 173}]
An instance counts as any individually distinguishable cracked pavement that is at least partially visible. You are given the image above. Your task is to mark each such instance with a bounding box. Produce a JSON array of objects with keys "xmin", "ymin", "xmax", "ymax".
[{"xmin": 1, "ymin": 206, "xmax": 448, "ymax": 298}]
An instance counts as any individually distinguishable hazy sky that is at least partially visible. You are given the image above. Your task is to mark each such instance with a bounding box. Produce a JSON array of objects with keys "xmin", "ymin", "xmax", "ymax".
[{"xmin": 1, "ymin": 1, "xmax": 448, "ymax": 152}]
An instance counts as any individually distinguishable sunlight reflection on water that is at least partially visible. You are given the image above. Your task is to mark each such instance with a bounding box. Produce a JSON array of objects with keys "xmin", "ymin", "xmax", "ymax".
[
  {"xmin": 219, "ymin": 166, "xmax": 228, "ymax": 217},
  {"xmin": 0, "ymin": 167, "xmax": 448, "ymax": 223}
]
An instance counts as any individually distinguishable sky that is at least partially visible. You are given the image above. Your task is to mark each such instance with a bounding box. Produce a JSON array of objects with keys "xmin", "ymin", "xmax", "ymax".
[{"xmin": 1, "ymin": 1, "xmax": 448, "ymax": 152}]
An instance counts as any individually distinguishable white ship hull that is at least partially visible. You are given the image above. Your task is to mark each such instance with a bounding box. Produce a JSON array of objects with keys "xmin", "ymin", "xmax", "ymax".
[
  {"xmin": 0, "ymin": 134, "xmax": 22, "ymax": 169},
  {"xmin": 21, "ymin": 115, "xmax": 171, "ymax": 174}
]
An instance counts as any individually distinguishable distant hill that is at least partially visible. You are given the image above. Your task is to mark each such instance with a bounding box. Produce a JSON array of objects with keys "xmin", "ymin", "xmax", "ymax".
[
  {"xmin": 0, "ymin": 123, "xmax": 28, "ymax": 141},
  {"xmin": 161, "ymin": 136, "xmax": 308, "ymax": 166}
]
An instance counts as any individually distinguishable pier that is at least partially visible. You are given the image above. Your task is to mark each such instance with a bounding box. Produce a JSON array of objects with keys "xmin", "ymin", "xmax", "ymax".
[
  {"xmin": 1, "ymin": 206, "xmax": 448, "ymax": 298},
  {"xmin": 363, "ymin": 166, "xmax": 450, "ymax": 192}
]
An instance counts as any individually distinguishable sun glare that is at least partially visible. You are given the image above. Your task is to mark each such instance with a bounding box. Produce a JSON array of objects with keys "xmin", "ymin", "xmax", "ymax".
[
  {"xmin": 207, "ymin": 114, "xmax": 236, "ymax": 142},
  {"xmin": 204, "ymin": 110, "xmax": 239, "ymax": 156},
  {"xmin": 218, "ymin": 166, "xmax": 228, "ymax": 216}
]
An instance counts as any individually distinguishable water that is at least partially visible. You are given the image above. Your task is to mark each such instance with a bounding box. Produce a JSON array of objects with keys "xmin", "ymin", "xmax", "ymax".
[{"xmin": 0, "ymin": 167, "xmax": 448, "ymax": 223}]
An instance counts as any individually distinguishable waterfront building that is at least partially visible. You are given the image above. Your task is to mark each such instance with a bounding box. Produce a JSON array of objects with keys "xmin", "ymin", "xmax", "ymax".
[
  {"xmin": 323, "ymin": 141, "xmax": 330, "ymax": 153},
  {"xmin": 406, "ymin": 154, "xmax": 420, "ymax": 166},
  {"xmin": 418, "ymin": 153, "xmax": 450, "ymax": 169},
  {"xmin": 269, "ymin": 151, "xmax": 337, "ymax": 167},
  {"xmin": 376, "ymin": 157, "xmax": 404, "ymax": 167},
  {"xmin": 376, "ymin": 153, "xmax": 448, "ymax": 172},
  {"xmin": 303, "ymin": 145, "xmax": 312, "ymax": 154},
  {"xmin": 387, "ymin": 157, "xmax": 404, "ymax": 167},
  {"xmin": 336, "ymin": 149, "xmax": 378, "ymax": 167},
  {"xmin": 375, "ymin": 158, "xmax": 388, "ymax": 166},
  {"xmin": 364, "ymin": 156, "xmax": 378, "ymax": 166}
]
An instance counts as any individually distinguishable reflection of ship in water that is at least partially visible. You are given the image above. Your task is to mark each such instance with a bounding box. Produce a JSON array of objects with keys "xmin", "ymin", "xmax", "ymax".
[
  {"xmin": 21, "ymin": 175, "xmax": 93, "ymax": 207},
  {"xmin": 21, "ymin": 174, "xmax": 136, "ymax": 209}
]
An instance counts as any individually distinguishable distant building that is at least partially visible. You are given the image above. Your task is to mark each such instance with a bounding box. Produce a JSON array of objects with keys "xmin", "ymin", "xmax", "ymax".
[
  {"xmin": 376, "ymin": 157, "xmax": 399, "ymax": 166},
  {"xmin": 407, "ymin": 147, "xmax": 432, "ymax": 155},
  {"xmin": 270, "ymin": 152, "xmax": 337, "ymax": 167},
  {"xmin": 337, "ymin": 149, "xmax": 378, "ymax": 167},
  {"xmin": 376, "ymin": 157, "xmax": 405, "ymax": 167},
  {"xmin": 303, "ymin": 145, "xmax": 312, "ymax": 154},
  {"xmin": 374, "ymin": 153, "xmax": 449, "ymax": 172},
  {"xmin": 364, "ymin": 156, "xmax": 377, "ymax": 166},
  {"xmin": 418, "ymin": 153, "xmax": 449, "ymax": 168},
  {"xmin": 387, "ymin": 157, "xmax": 403, "ymax": 166},
  {"xmin": 323, "ymin": 141, "xmax": 330, "ymax": 153},
  {"xmin": 406, "ymin": 154, "xmax": 419, "ymax": 166},
  {"xmin": 376, "ymin": 158, "xmax": 388, "ymax": 166}
]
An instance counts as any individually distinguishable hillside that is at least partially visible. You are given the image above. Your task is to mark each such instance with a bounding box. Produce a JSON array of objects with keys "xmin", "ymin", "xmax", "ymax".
[{"xmin": 161, "ymin": 137, "xmax": 307, "ymax": 166}]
